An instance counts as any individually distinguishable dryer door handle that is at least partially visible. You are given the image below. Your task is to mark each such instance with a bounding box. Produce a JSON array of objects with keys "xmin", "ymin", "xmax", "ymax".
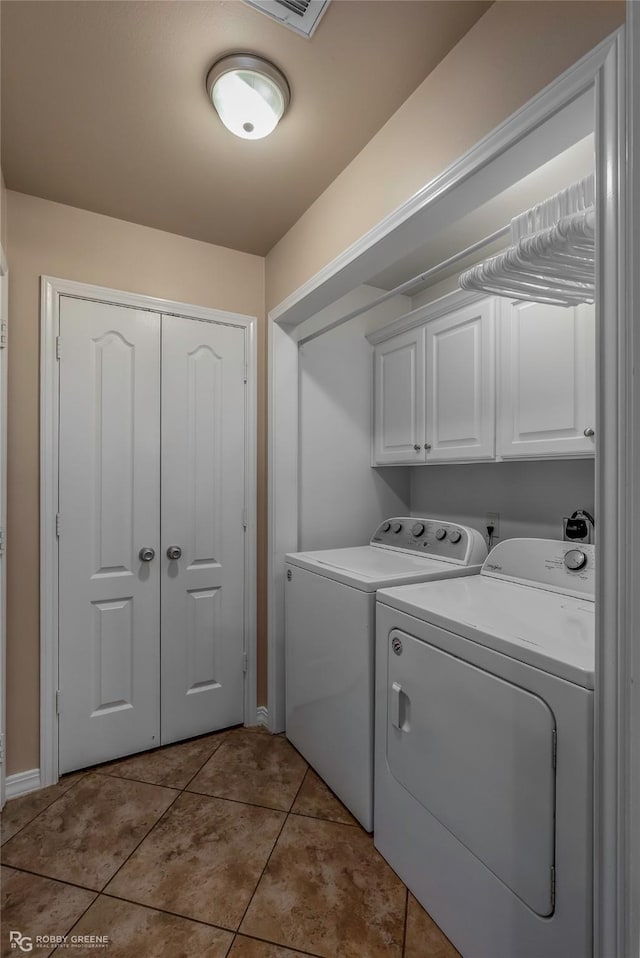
[{"xmin": 391, "ymin": 682, "xmax": 410, "ymax": 731}]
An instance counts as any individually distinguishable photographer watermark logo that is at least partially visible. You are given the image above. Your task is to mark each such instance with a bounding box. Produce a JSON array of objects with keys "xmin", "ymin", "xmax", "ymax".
[
  {"xmin": 8, "ymin": 931, "xmax": 110, "ymax": 951},
  {"xmin": 9, "ymin": 932, "xmax": 32, "ymax": 952}
]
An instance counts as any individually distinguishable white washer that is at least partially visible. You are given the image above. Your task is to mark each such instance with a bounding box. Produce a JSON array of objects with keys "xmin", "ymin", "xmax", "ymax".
[
  {"xmin": 375, "ymin": 538, "xmax": 595, "ymax": 958},
  {"xmin": 285, "ymin": 517, "xmax": 487, "ymax": 831}
]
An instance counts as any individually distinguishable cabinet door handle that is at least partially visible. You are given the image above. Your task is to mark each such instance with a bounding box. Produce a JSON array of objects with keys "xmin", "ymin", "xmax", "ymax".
[
  {"xmin": 583, "ymin": 427, "xmax": 595, "ymax": 438},
  {"xmin": 413, "ymin": 444, "xmax": 421, "ymax": 452},
  {"xmin": 424, "ymin": 443, "xmax": 432, "ymax": 451}
]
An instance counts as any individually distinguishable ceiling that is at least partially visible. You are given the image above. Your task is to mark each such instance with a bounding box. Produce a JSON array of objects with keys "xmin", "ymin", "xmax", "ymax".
[{"xmin": 1, "ymin": 0, "xmax": 491, "ymax": 256}]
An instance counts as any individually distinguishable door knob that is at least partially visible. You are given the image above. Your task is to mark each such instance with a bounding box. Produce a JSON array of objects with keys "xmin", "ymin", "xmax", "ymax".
[
  {"xmin": 413, "ymin": 444, "xmax": 421, "ymax": 452},
  {"xmin": 166, "ymin": 545, "xmax": 182, "ymax": 561},
  {"xmin": 584, "ymin": 427, "xmax": 595, "ymax": 438},
  {"xmin": 424, "ymin": 443, "xmax": 432, "ymax": 451},
  {"xmin": 139, "ymin": 547, "xmax": 155, "ymax": 562}
]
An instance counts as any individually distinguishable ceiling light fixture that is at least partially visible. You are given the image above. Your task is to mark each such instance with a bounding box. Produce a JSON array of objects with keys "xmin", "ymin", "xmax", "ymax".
[{"xmin": 206, "ymin": 54, "xmax": 290, "ymax": 140}]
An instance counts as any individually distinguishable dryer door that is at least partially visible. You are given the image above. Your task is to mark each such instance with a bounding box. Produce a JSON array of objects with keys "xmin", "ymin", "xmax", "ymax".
[{"xmin": 386, "ymin": 627, "xmax": 556, "ymax": 916}]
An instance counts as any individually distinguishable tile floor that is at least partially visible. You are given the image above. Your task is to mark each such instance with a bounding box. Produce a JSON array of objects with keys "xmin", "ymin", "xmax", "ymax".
[{"xmin": 1, "ymin": 727, "xmax": 460, "ymax": 958}]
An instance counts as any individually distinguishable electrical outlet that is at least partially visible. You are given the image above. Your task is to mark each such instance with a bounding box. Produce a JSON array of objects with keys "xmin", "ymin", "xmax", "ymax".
[
  {"xmin": 563, "ymin": 510, "xmax": 594, "ymax": 543},
  {"xmin": 486, "ymin": 512, "xmax": 500, "ymax": 540}
]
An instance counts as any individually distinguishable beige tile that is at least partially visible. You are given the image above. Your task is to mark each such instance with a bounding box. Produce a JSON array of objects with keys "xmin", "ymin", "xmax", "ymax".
[
  {"xmin": 291, "ymin": 768, "xmax": 357, "ymax": 827},
  {"xmin": 0, "ymin": 866, "xmax": 96, "ymax": 958},
  {"xmin": 105, "ymin": 792, "xmax": 285, "ymax": 930},
  {"xmin": 1, "ymin": 773, "xmax": 176, "ymax": 890},
  {"xmin": 241, "ymin": 814, "xmax": 406, "ymax": 958},
  {"xmin": 67, "ymin": 895, "xmax": 232, "ymax": 958},
  {"xmin": 0, "ymin": 772, "xmax": 85, "ymax": 845},
  {"xmin": 404, "ymin": 894, "xmax": 461, "ymax": 958},
  {"xmin": 187, "ymin": 729, "xmax": 307, "ymax": 811},
  {"xmin": 98, "ymin": 731, "xmax": 227, "ymax": 789},
  {"xmin": 228, "ymin": 937, "xmax": 313, "ymax": 958}
]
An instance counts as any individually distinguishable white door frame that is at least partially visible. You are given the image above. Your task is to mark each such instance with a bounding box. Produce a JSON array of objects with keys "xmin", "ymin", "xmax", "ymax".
[
  {"xmin": 622, "ymin": 6, "xmax": 640, "ymax": 953},
  {"xmin": 268, "ymin": 32, "xmax": 613, "ymax": 733},
  {"xmin": 41, "ymin": 276, "xmax": 258, "ymax": 787},
  {"xmin": 0, "ymin": 246, "xmax": 8, "ymax": 809},
  {"xmin": 269, "ymin": 25, "xmax": 639, "ymax": 958}
]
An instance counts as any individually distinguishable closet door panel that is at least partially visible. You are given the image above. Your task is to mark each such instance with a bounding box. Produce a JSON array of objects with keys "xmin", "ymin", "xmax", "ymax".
[
  {"xmin": 425, "ymin": 300, "xmax": 495, "ymax": 462},
  {"xmin": 58, "ymin": 297, "xmax": 161, "ymax": 773},
  {"xmin": 497, "ymin": 301, "xmax": 595, "ymax": 458},
  {"xmin": 161, "ymin": 316, "xmax": 246, "ymax": 743}
]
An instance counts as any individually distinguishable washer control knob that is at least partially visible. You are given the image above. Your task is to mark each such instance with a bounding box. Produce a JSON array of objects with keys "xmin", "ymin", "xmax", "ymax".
[
  {"xmin": 449, "ymin": 530, "xmax": 462, "ymax": 544},
  {"xmin": 381, "ymin": 521, "xmax": 391, "ymax": 533},
  {"xmin": 392, "ymin": 522, "xmax": 403, "ymax": 534},
  {"xmin": 564, "ymin": 548, "xmax": 587, "ymax": 571},
  {"xmin": 435, "ymin": 528, "xmax": 447, "ymax": 541},
  {"xmin": 411, "ymin": 522, "xmax": 425, "ymax": 537}
]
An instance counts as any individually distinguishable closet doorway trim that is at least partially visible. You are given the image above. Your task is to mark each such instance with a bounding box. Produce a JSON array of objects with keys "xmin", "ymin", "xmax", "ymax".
[
  {"xmin": 268, "ymin": 25, "xmax": 636, "ymax": 958},
  {"xmin": 40, "ymin": 276, "xmax": 258, "ymax": 788}
]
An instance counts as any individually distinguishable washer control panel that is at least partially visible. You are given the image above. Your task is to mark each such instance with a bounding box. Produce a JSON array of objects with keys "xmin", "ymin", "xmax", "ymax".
[
  {"xmin": 371, "ymin": 517, "xmax": 486, "ymax": 565},
  {"xmin": 482, "ymin": 538, "xmax": 596, "ymax": 599}
]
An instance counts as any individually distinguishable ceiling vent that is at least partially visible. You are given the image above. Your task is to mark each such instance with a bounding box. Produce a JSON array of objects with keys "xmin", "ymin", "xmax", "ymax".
[{"xmin": 242, "ymin": 0, "xmax": 331, "ymax": 39}]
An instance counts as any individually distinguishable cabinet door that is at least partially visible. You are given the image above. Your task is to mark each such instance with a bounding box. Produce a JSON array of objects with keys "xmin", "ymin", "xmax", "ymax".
[
  {"xmin": 498, "ymin": 301, "xmax": 595, "ymax": 458},
  {"xmin": 373, "ymin": 327, "xmax": 425, "ymax": 464},
  {"xmin": 424, "ymin": 299, "xmax": 495, "ymax": 462}
]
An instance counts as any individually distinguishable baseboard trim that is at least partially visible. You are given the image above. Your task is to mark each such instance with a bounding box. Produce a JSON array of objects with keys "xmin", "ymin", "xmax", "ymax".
[
  {"xmin": 256, "ymin": 706, "xmax": 269, "ymax": 728},
  {"xmin": 6, "ymin": 768, "xmax": 41, "ymax": 800}
]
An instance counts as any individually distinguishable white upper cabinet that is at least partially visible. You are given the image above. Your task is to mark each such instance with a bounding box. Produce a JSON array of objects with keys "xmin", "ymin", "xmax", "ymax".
[
  {"xmin": 373, "ymin": 326, "xmax": 426, "ymax": 464},
  {"xmin": 497, "ymin": 300, "xmax": 595, "ymax": 458},
  {"xmin": 370, "ymin": 291, "xmax": 595, "ymax": 466},
  {"xmin": 371, "ymin": 293, "xmax": 494, "ymax": 465},
  {"xmin": 424, "ymin": 299, "xmax": 495, "ymax": 462}
]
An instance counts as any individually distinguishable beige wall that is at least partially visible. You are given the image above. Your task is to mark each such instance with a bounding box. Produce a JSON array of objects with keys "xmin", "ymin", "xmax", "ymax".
[
  {"xmin": 6, "ymin": 191, "xmax": 266, "ymax": 775},
  {"xmin": 1, "ymin": 172, "xmax": 7, "ymax": 254},
  {"xmin": 265, "ymin": 0, "xmax": 624, "ymax": 311}
]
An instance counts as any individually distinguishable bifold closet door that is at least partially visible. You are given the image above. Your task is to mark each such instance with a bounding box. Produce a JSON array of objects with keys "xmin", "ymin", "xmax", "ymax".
[
  {"xmin": 58, "ymin": 301, "xmax": 246, "ymax": 773},
  {"xmin": 160, "ymin": 315, "xmax": 246, "ymax": 744},
  {"xmin": 58, "ymin": 297, "xmax": 161, "ymax": 774}
]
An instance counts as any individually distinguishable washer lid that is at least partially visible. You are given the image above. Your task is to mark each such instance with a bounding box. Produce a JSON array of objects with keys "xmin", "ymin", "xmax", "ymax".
[
  {"xmin": 377, "ymin": 575, "xmax": 595, "ymax": 688},
  {"xmin": 286, "ymin": 546, "xmax": 482, "ymax": 592}
]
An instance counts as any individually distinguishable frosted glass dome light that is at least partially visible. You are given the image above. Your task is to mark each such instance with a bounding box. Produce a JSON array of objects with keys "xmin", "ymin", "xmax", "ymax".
[{"xmin": 206, "ymin": 55, "xmax": 290, "ymax": 140}]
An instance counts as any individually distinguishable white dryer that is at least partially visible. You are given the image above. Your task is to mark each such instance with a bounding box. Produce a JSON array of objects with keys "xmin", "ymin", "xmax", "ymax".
[
  {"xmin": 375, "ymin": 538, "xmax": 595, "ymax": 958},
  {"xmin": 285, "ymin": 517, "xmax": 487, "ymax": 831}
]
